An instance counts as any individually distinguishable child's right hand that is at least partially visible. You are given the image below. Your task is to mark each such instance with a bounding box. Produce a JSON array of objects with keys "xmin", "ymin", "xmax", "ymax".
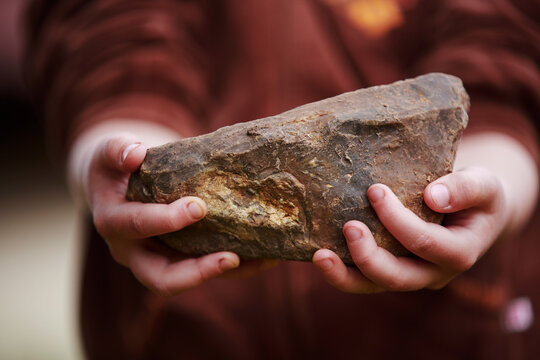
[{"xmin": 76, "ymin": 133, "xmax": 243, "ymax": 296}]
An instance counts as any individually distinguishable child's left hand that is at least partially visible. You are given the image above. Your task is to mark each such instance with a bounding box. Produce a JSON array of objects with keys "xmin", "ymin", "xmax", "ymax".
[{"xmin": 312, "ymin": 166, "xmax": 508, "ymax": 293}]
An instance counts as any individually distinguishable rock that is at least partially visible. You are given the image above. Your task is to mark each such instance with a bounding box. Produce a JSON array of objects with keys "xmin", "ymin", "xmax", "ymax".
[{"xmin": 127, "ymin": 73, "xmax": 469, "ymax": 264}]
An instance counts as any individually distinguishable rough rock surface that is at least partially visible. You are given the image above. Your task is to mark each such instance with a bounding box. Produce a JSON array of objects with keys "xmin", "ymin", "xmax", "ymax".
[{"xmin": 127, "ymin": 73, "xmax": 469, "ymax": 264}]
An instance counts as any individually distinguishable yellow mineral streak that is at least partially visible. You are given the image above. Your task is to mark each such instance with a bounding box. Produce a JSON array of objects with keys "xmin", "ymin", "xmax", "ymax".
[{"xmin": 194, "ymin": 172, "xmax": 301, "ymax": 241}]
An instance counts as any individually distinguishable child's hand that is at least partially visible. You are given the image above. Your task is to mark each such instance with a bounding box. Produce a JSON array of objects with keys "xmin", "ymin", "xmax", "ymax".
[
  {"xmin": 83, "ymin": 135, "xmax": 243, "ymax": 296},
  {"xmin": 312, "ymin": 167, "xmax": 508, "ymax": 293}
]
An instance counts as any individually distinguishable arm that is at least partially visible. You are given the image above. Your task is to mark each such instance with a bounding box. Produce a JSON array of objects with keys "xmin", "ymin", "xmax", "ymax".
[
  {"xmin": 312, "ymin": 0, "xmax": 540, "ymax": 293},
  {"xmin": 454, "ymin": 132, "xmax": 539, "ymax": 236},
  {"xmin": 27, "ymin": 0, "xmax": 246, "ymax": 295},
  {"xmin": 312, "ymin": 131, "xmax": 539, "ymax": 292},
  {"xmin": 28, "ymin": 1, "xmax": 276, "ymax": 295},
  {"xmin": 68, "ymin": 118, "xmax": 277, "ymax": 295},
  {"xmin": 26, "ymin": 0, "xmax": 212, "ymax": 164}
]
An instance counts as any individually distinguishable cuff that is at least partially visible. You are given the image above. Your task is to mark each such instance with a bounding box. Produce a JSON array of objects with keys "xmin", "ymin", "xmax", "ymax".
[{"xmin": 48, "ymin": 93, "xmax": 204, "ymax": 166}]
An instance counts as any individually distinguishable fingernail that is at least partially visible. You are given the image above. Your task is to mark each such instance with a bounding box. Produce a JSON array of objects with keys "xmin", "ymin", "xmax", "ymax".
[
  {"xmin": 431, "ymin": 183, "xmax": 450, "ymax": 208},
  {"xmin": 219, "ymin": 257, "xmax": 238, "ymax": 271},
  {"xmin": 187, "ymin": 201, "xmax": 206, "ymax": 219},
  {"xmin": 122, "ymin": 143, "xmax": 141, "ymax": 162},
  {"xmin": 317, "ymin": 258, "xmax": 334, "ymax": 271},
  {"xmin": 368, "ymin": 186, "xmax": 385, "ymax": 203},
  {"xmin": 344, "ymin": 226, "xmax": 363, "ymax": 242}
]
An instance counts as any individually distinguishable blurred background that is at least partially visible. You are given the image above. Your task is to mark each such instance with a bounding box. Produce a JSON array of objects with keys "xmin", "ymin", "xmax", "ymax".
[
  {"xmin": 0, "ymin": 1, "xmax": 82, "ymax": 358},
  {"xmin": 2, "ymin": 1, "xmax": 540, "ymax": 359}
]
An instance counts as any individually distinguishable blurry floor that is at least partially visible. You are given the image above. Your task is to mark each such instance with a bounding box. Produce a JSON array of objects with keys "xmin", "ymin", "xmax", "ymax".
[{"xmin": 0, "ymin": 99, "xmax": 83, "ymax": 359}]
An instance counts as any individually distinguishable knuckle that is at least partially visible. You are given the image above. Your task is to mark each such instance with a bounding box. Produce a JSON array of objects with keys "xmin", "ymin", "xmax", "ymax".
[
  {"xmin": 128, "ymin": 211, "xmax": 146, "ymax": 236},
  {"xmin": 382, "ymin": 205, "xmax": 401, "ymax": 220},
  {"xmin": 352, "ymin": 252, "xmax": 373, "ymax": 269},
  {"xmin": 196, "ymin": 260, "xmax": 213, "ymax": 283},
  {"xmin": 351, "ymin": 243, "xmax": 378, "ymax": 269},
  {"xmin": 104, "ymin": 138, "xmax": 119, "ymax": 163},
  {"xmin": 103, "ymin": 136, "xmax": 135, "ymax": 167},
  {"xmin": 163, "ymin": 210, "xmax": 183, "ymax": 231},
  {"xmin": 459, "ymin": 175, "xmax": 481, "ymax": 203},
  {"xmin": 456, "ymin": 168, "xmax": 499, "ymax": 206},
  {"xmin": 410, "ymin": 231, "xmax": 434, "ymax": 254}
]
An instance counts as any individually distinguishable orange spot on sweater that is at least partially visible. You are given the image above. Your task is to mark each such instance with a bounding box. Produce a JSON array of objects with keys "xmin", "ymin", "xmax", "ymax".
[{"xmin": 323, "ymin": 0, "xmax": 417, "ymax": 38}]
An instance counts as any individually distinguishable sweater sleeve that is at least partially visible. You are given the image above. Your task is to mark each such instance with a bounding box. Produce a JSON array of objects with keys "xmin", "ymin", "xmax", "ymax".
[
  {"xmin": 25, "ymin": 0, "xmax": 214, "ymax": 164},
  {"xmin": 401, "ymin": 0, "xmax": 540, "ymax": 165}
]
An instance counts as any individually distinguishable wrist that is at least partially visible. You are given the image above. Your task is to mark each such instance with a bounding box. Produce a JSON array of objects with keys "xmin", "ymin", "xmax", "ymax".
[{"xmin": 455, "ymin": 132, "xmax": 539, "ymax": 236}]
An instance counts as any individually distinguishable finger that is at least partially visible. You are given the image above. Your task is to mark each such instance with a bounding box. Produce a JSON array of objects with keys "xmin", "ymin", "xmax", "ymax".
[
  {"xmin": 128, "ymin": 240, "xmax": 240, "ymax": 296},
  {"xmin": 424, "ymin": 167, "xmax": 502, "ymax": 213},
  {"xmin": 96, "ymin": 135, "xmax": 148, "ymax": 173},
  {"xmin": 96, "ymin": 196, "xmax": 207, "ymax": 239},
  {"xmin": 343, "ymin": 221, "xmax": 442, "ymax": 291},
  {"xmin": 367, "ymin": 184, "xmax": 475, "ymax": 269},
  {"xmin": 313, "ymin": 249, "xmax": 383, "ymax": 293}
]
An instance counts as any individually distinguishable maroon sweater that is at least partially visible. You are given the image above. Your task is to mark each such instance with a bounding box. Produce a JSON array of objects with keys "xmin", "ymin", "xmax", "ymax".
[{"xmin": 26, "ymin": 0, "xmax": 540, "ymax": 358}]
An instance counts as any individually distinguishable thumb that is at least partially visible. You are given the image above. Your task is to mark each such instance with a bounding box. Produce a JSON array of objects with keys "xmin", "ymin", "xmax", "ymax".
[
  {"xmin": 95, "ymin": 135, "xmax": 148, "ymax": 173},
  {"xmin": 424, "ymin": 166, "xmax": 503, "ymax": 213}
]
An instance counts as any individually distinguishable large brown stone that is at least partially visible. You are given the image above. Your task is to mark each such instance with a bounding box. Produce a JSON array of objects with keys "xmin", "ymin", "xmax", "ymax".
[{"xmin": 127, "ymin": 73, "xmax": 469, "ymax": 264}]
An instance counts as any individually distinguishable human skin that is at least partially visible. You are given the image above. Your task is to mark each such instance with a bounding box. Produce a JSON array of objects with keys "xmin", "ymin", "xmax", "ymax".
[
  {"xmin": 312, "ymin": 132, "xmax": 539, "ymax": 292},
  {"xmin": 68, "ymin": 119, "xmax": 276, "ymax": 296},
  {"xmin": 69, "ymin": 120, "xmax": 538, "ymax": 296}
]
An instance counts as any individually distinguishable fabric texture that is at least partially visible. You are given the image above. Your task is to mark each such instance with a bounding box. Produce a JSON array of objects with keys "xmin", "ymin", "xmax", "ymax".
[{"xmin": 26, "ymin": 0, "xmax": 540, "ymax": 358}]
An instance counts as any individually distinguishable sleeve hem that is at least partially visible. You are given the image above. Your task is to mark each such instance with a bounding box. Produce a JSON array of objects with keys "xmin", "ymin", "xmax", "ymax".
[{"xmin": 52, "ymin": 93, "xmax": 204, "ymax": 166}]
